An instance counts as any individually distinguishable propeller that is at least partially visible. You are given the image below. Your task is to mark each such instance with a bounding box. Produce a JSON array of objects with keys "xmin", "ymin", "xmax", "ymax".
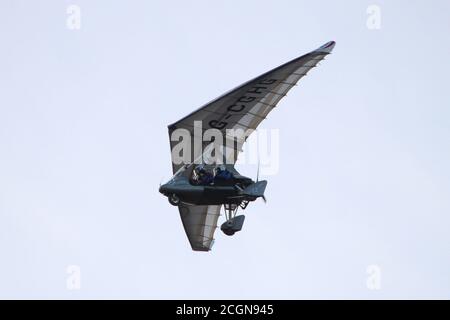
[
  {"xmin": 256, "ymin": 157, "xmax": 267, "ymax": 204},
  {"xmin": 256, "ymin": 158, "xmax": 260, "ymax": 183}
]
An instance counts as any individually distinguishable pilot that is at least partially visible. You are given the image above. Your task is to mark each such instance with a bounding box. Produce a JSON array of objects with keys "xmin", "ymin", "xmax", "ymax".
[{"xmin": 195, "ymin": 165, "xmax": 214, "ymax": 185}]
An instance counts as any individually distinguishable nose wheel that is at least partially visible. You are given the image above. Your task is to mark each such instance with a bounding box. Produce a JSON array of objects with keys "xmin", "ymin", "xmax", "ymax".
[
  {"xmin": 168, "ymin": 194, "xmax": 180, "ymax": 206},
  {"xmin": 221, "ymin": 203, "xmax": 245, "ymax": 236}
]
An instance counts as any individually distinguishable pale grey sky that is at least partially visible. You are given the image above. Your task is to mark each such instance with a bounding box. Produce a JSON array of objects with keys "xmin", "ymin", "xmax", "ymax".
[{"xmin": 0, "ymin": 1, "xmax": 449, "ymax": 299}]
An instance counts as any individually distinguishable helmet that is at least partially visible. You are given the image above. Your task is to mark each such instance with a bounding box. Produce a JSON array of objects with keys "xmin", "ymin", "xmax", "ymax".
[
  {"xmin": 195, "ymin": 165, "xmax": 206, "ymax": 174},
  {"xmin": 214, "ymin": 165, "xmax": 223, "ymax": 176}
]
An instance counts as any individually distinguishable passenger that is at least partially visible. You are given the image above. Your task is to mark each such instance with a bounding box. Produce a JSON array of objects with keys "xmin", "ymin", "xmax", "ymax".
[{"xmin": 213, "ymin": 165, "xmax": 234, "ymax": 184}]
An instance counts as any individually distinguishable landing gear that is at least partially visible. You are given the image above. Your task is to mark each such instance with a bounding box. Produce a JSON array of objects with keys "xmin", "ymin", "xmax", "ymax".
[
  {"xmin": 168, "ymin": 193, "xmax": 180, "ymax": 206},
  {"xmin": 224, "ymin": 203, "xmax": 238, "ymax": 222},
  {"xmin": 221, "ymin": 203, "xmax": 245, "ymax": 236}
]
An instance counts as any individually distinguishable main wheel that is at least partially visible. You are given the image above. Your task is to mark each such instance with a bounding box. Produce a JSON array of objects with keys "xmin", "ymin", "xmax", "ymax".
[
  {"xmin": 168, "ymin": 194, "xmax": 180, "ymax": 206},
  {"xmin": 221, "ymin": 221, "xmax": 236, "ymax": 236},
  {"xmin": 222, "ymin": 229, "xmax": 235, "ymax": 236}
]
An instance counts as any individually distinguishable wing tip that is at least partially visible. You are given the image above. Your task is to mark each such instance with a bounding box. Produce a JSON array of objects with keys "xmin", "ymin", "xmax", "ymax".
[
  {"xmin": 191, "ymin": 242, "xmax": 212, "ymax": 252},
  {"xmin": 315, "ymin": 41, "xmax": 336, "ymax": 54}
]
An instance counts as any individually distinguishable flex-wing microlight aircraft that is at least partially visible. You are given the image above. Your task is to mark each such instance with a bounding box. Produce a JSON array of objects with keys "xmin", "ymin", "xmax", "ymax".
[{"xmin": 159, "ymin": 41, "xmax": 336, "ymax": 251}]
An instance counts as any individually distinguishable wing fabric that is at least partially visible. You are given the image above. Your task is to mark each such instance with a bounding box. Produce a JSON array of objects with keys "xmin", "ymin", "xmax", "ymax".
[
  {"xmin": 168, "ymin": 41, "xmax": 336, "ymax": 173},
  {"xmin": 169, "ymin": 41, "xmax": 335, "ymax": 251},
  {"xmin": 178, "ymin": 204, "xmax": 221, "ymax": 251}
]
